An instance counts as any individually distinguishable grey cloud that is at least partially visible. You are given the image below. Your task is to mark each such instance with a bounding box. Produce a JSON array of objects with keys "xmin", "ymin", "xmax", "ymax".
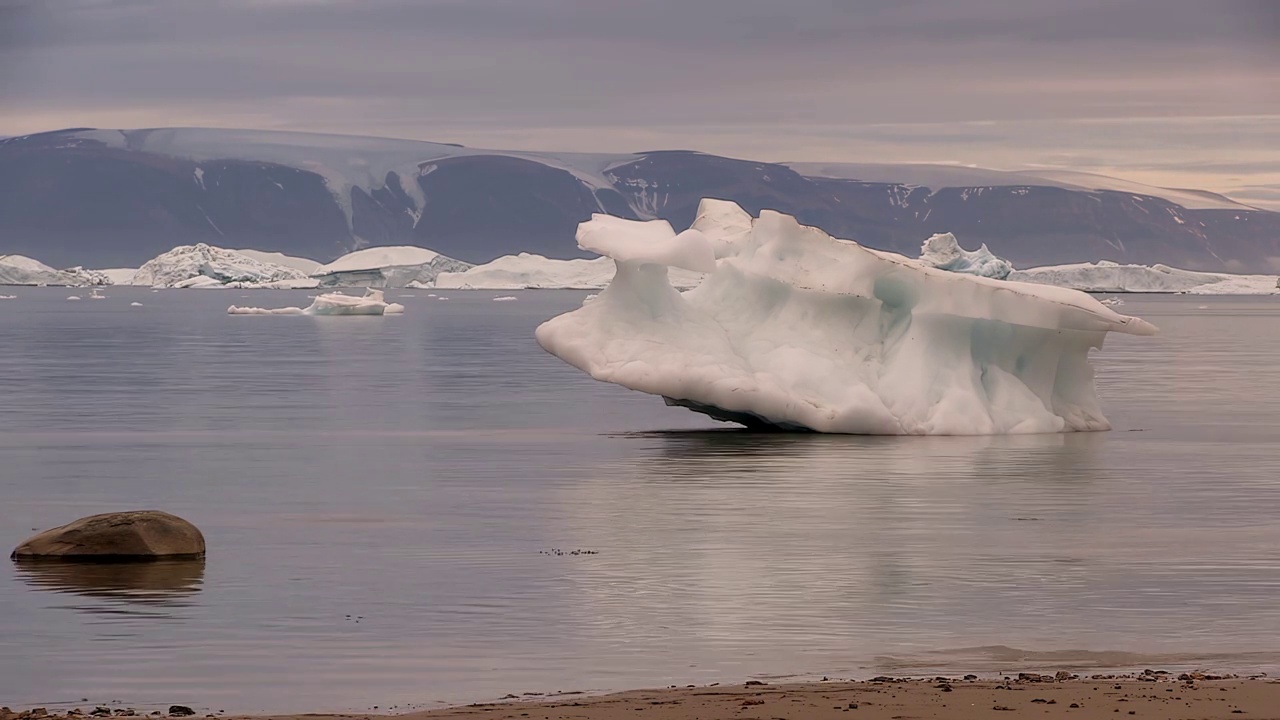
[{"xmin": 1, "ymin": 0, "xmax": 1277, "ymax": 199}]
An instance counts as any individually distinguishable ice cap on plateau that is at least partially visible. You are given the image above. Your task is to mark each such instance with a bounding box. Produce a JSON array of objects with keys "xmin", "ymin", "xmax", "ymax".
[{"xmin": 536, "ymin": 198, "xmax": 1157, "ymax": 436}]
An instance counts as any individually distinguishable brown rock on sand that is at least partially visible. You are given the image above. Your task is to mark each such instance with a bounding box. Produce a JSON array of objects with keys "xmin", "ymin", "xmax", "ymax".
[{"xmin": 10, "ymin": 511, "xmax": 205, "ymax": 561}]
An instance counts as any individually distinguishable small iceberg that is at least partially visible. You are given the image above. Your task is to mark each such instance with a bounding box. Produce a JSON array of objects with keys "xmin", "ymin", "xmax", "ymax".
[
  {"xmin": 66, "ymin": 295, "xmax": 81, "ymax": 301},
  {"xmin": 130, "ymin": 302, "xmax": 144, "ymax": 307},
  {"xmin": 492, "ymin": 296, "xmax": 518, "ymax": 302},
  {"xmin": 312, "ymin": 246, "xmax": 471, "ymax": 288},
  {"xmin": 0, "ymin": 294, "xmax": 15, "ymax": 300},
  {"xmin": 228, "ymin": 289, "xmax": 405, "ymax": 316},
  {"xmin": 918, "ymin": 232, "xmax": 1013, "ymax": 280},
  {"xmin": 88, "ymin": 288, "xmax": 107, "ymax": 300}
]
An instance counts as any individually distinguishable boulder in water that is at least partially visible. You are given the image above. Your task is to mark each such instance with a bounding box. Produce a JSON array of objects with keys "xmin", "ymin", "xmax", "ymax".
[{"xmin": 10, "ymin": 511, "xmax": 205, "ymax": 561}]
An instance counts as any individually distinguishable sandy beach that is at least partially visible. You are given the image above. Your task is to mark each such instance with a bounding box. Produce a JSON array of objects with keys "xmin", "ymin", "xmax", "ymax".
[
  {"xmin": 11, "ymin": 674, "xmax": 1279, "ymax": 720},
  {"xmin": 278, "ymin": 676, "xmax": 1280, "ymax": 720}
]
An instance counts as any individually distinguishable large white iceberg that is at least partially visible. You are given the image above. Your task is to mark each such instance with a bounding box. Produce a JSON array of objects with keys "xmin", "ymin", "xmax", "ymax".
[
  {"xmin": 536, "ymin": 199, "xmax": 1157, "ymax": 435},
  {"xmin": 312, "ymin": 246, "xmax": 471, "ymax": 288},
  {"xmin": 434, "ymin": 252, "xmax": 705, "ymax": 290},
  {"xmin": 0, "ymin": 254, "xmax": 112, "ymax": 286},
  {"xmin": 1009, "ymin": 261, "xmax": 1278, "ymax": 295},
  {"xmin": 228, "ymin": 288, "xmax": 405, "ymax": 316},
  {"xmin": 134, "ymin": 244, "xmax": 312, "ymax": 288},
  {"xmin": 918, "ymin": 232, "xmax": 1013, "ymax": 280}
]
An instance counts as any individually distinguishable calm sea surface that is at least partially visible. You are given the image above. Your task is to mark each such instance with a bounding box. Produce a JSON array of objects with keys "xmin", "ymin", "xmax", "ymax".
[{"xmin": 2, "ymin": 288, "xmax": 1279, "ymax": 712}]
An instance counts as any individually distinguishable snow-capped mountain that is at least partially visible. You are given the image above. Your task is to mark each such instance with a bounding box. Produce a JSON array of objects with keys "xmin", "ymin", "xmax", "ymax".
[{"xmin": 1, "ymin": 127, "xmax": 1277, "ymax": 272}]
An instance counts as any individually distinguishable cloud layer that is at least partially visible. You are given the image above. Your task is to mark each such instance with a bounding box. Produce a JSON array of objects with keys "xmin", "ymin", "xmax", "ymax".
[{"xmin": 2, "ymin": 0, "xmax": 1278, "ymax": 204}]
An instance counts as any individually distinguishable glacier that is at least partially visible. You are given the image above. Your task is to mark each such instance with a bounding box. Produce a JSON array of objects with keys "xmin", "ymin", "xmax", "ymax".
[
  {"xmin": 918, "ymin": 232, "xmax": 1013, "ymax": 280},
  {"xmin": 134, "ymin": 244, "xmax": 313, "ymax": 288},
  {"xmin": 311, "ymin": 246, "xmax": 472, "ymax": 288},
  {"xmin": 228, "ymin": 289, "xmax": 405, "ymax": 316},
  {"xmin": 1008, "ymin": 261, "xmax": 1278, "ymax": 294},
  {"xmin": 434, "ymin": 252, "xmax": 705, "ymax": 290},
  {"xmin": 536, "ymin": 199, "xmax": 1157, "ymax": 435}
]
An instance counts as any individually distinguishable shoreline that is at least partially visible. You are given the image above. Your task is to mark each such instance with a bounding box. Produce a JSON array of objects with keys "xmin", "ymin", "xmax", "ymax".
[{"xmin": 6, "ymin": 672, "xmax": 1280, "ymax": 720}]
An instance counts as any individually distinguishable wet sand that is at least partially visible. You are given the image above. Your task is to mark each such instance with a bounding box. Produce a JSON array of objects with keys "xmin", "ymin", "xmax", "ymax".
[
  {"xmin": 318, "ymin": 676, "xmax": 1280, "ymax": 720},
  {"xmin": 7, "ymin": 674, "xmax": 1280, "ymax": 720},
  {"xmin": 262, "ymin": 673, "xmax": 1280, "ymax": 720}
]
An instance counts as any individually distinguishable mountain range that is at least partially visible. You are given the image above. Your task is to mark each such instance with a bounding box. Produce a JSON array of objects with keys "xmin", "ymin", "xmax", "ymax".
[{"xmin": 1, "ymin": 127, "xmax": 1276, "ymax": 271}]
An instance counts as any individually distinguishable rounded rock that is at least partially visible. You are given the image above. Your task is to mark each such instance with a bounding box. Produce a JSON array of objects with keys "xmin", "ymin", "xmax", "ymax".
[{"xmin": 10, "ymin": 511, "xmax": 205, "ymax": 562}]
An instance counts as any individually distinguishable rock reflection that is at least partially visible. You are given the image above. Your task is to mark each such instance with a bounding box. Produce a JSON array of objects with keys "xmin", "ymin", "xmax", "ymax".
[{"xmin": 13, "ymin": 559, "xmax": 204, "ymax": 615}]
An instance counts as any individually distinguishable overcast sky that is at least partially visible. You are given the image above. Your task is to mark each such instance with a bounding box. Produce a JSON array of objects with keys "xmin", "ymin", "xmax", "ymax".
[{"xmin": 2, "ymin": 0, "xmax": 1278, "ymax": 205}]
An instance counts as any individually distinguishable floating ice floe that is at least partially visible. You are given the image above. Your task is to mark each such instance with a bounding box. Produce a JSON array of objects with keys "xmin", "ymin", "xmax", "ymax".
[
  {"xmin": 0, "ymin": 294, "xmax": 15, "ymax": 300},
  {"xmin": 228, "ymin": 289, "xmax": 405, "ymax": 316},
  {"xmin": 130, "ymin": 302, "xmax": 144, "ymax": 307},
  {"xmin": 492, "ymin": 296, "xmax": 517, "ymax": 302},
  {"xmin": 917, "ymin": 232, "xmax": 1013, "ymax": 280},
  {"xmin": 1099, "ymin": 296, "xmax": 1125, "ymax": 306},
  {"xmin": 536, "ymin": 199, "xmax": 1157, "ymax": 435},
  {"xmin": 312, "ymin": 246, "xmax": 471, "ymax": 288},
  {"xmin": 66, "ymin": 295, "xmax": 81, "ymax": 301},
  {"xmin": 88, "ymin": 289, "xmax": 106, "ymax": 300},
  {"xmin": 434, "ymin": 252, "xmax": 705, "ymax": 290}
]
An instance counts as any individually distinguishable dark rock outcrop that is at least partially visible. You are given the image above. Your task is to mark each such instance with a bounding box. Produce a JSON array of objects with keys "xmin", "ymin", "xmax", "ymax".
[{"xmin": 11, "ymin": 510, "xmax": 205, "ymax": 561}]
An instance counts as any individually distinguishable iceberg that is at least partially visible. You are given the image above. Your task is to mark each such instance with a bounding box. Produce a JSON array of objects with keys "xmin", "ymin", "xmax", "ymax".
[
  {"xmin": 435, "ymin": 252, "xmax": 706, "ymax": 290},
  {"xmin": 233, "ymin": 249, "xmax": 322, "ymax": 275},
  {"xmin": 134, "ymin": 244, "xmax": 311, "ymax": 288},
  {"xmin": 918, "ymin": 232, "xmax": 1013, "ymax": 280},
  {"xmin": 1008, "ymin": 261, "xmax": 1278, "ymax": 294},
  {"xmin": 536, "ymin": 199, "xmax": 1157, "ymax": 435},
  {"xmin": 228, "ymin": 289, "xmax": 405, "ymax": 316},
  {"xmin": 0, "ymin": 254, "xmax": 111, "ymax": 287},
  {"xmin": 312, "ymin": 246, "xmax": 471, "ymax": 288},
  {"xmin": 94, "ymin": 268, "xmax": 139, "ymax": 285}
]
